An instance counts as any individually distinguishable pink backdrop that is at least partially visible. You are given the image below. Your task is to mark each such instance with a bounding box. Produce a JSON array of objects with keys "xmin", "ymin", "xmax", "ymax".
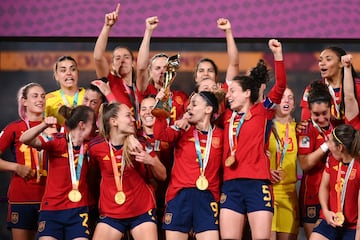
[{"xmin": 1, "ymin": 0, "xmax": 360, "ymax": 38}]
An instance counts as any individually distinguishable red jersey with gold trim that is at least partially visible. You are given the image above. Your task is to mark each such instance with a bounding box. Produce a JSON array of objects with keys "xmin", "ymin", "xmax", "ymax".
[
  {"xmin": 142, "ymin": 84, "xmax": 188, "ymax": 125},
  {"xmin": 222, "ymin": 105, "xmax": 272, "ymax": 181},
  {"xmin": 0, "ymin": 120, "xmax": 46, "ymax": 203},
  {"xmin": 222, "ymin": 60, "xmax": 286, "ymax": 181},
  {"xmin": 300, "ymin": 78, "xmax": 360, "ymax": 123},
  {"xmin": 321, "ymin": 156, "xmax": 360, "ymax": 229},
  {"xmin": 154, "ymin": 119, "xmax": 223, "ymax": 203},
  {"xmin": 297, "ymin": 121, "xmax": 331, "ymax": 207},
  {"xmin": 38, "ymin": 133, "xmax": 88, "ymax": 210},
  {"xmin": 88, "ymin": 136, "xmax": 155, "ymax": 219}
]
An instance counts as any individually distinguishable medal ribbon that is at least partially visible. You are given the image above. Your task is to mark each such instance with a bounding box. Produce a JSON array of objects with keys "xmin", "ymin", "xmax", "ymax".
[
  {"xmin": 166, "ymin": 93, "xmax": 174, "ymax": 126},
  {"xmin": 324, "ymin": 79, "xmax": 341, "ymax": 119},
  {"xmin": 229, "ymin": 111, "xmax": 246, "ymax": 153},
  {"xmin": 67, "ymin": 134, "xmax": 84, "ymax": 190},
  {"xmin": 336, "ymin": 159, "xmax": 354, "ymax": 213},
  {"xmin": 273, "ymin": 121, "xmax": 289, "ymax": 168},
  {"xmin": 60, "ymin": 89, "xmax": 79, "ymax": 107},
  {"xmin": 25, "ymin": 119, "xmax": 44, "ymax": 182},
  {"xmin": 109, "ymin": 141, "xmax": 125, "ymax": 192},
  {"xmin": 122, "ymin": 82, "xmax": 140, "ymax": 125},
  {"xmin": 311, "ymin": 119, "xmax": 330, "ymax": 141},
  {"xmin": 194, "ymin": 126, "xmax": 213, "ymax": 176}
]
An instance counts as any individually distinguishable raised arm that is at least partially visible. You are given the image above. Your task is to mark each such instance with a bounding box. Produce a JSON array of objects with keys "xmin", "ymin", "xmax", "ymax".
[
  {"xmin": 20, "ymin": 117, "xmax": 57, "ymax": 149},
  {"xmin": 217, "ymin": 18, "xmax": 239, "ymax": 83},
  {"xmin": 342, "ymin": 54, "xmax": 358, "ymax": 121},
  {"xmin": 267, "ymin": 39, "xmax": 286, "ymax": 104},
  {"xmin": 136, "ymin": 16, "xmax": 159, "ymax": 92},
  {"xmin": 94, "ymin": 3, "xmax": 121, "ymax": 78}
]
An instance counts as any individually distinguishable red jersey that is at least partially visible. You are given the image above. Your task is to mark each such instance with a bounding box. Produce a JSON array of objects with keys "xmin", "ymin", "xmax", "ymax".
[
  {"xmin": 142, "ymin": 84, "xmax": 188, "ymax": 125},
  {"xmin": 321, "ymin": 156, "xmax": 360, "ymax": 229},
  {"xmin": 38, "ymin": 133, "xmax": 88, "ymax": 210},
  {"xmin": 153, "ymin": 119, "xmax": 223, "ymax": 202},
  {"xmin": 107, "ymin": 73, "xmax": 142, "ymax": 119},
  {"xmin": 297, "ymin": 121, "xmax": 331, "ymax": 207},
  {"xmin": 222, "ymin": 60, "xmax": 286, "ymax": 181},
  {"xmin": 136, "ymin": 129, "xmax": 172, "ymax": 203},
  {"xmin": 88, "ymin": 136, "xmax": 155, "ymax": 219},
  {"xmin": 0, "ymin": 120, "xmax": 46, "ymax": 203},
  {"xmin": 300, "ymin": 78, "xmax": 360, "ymax": 123},
  {"xmin": 345, "ymin": 114, "xmax": 360, "ymax": 130}
]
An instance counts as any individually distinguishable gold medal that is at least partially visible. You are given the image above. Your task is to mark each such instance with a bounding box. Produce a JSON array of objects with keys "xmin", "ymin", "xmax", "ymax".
[
  {"xmin": 225, "ymin": 155, "xmax": 235, "ymax": 167},
  {"xmin": 115, "ymin": 191, "xmax": 126, "ymax": 205},
  {"xmin": 196, "ymin": 175, "xmax": 209, "ymax": 190},
  {"xmin": 335, "ymin": 211, "xmax": 345, "ymax": 225},
  {"xmin": 68, "ymin": 189, "xmax": 82, "ymax": 202}
]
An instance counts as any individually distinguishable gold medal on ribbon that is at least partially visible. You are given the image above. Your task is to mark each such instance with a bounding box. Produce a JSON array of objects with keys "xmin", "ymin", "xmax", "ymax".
[
  {"xmin": 115, "ymin": 191, "xmax": 126, "ymax": 205},
  {"xmin": 68, "ymin": 189, "xmax": 82, "ymax": 202},
  {"xmin": 196, "ymin": 175, "xmax": 209, "ymax": 190},
  {"xmin": 335, "ymin": 211, "xmax": 345, "ymax": 225},
  {"xmin": 225, "ymin": 154, "xmax": 235, "ymax": 167}
]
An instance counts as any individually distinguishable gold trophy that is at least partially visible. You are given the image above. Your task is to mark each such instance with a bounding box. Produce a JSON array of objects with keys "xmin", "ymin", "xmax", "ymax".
[{"xmin": 151, "ymin": 53, "xmax": 181, "ymax": 118}]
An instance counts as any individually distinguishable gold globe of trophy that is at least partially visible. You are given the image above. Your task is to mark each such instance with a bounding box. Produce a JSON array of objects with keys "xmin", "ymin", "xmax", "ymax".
[{"xmin": 151, "ymin": 53, "xmax": 181, "ymax": 118}]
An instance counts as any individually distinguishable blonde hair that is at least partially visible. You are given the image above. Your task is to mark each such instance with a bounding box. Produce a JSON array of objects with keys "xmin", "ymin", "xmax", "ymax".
[
  {"xmin": 98, "ymin": 102, "xmax": 135, "ymax": 167},
  {"xmin": 17, "ymin": 82, "xmax": 43, "ymax": 121}
]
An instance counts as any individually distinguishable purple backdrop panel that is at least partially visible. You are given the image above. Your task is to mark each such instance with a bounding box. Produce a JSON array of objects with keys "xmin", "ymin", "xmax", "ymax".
[{"xmin": 1, "ymin": 0, "xmax": 359, "ymax": 38}]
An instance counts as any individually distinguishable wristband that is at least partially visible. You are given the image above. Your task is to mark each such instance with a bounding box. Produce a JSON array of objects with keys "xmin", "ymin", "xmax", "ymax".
[
  {"xmin": 106, "ymin": 93, "xmax": 116, "ymax": 103},
  {"xmin": 320, "ymin": 142, "xmax": 328, "ymax": 153}
]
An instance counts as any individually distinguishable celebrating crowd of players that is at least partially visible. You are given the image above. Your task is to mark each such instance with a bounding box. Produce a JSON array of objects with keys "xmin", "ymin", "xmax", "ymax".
[{"xmin": 1, "ymin": 3, "xmax": 360, "ymax": 240}]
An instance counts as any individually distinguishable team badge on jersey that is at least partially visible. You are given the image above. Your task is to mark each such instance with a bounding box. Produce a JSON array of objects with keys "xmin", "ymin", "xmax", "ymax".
[
  {"xmin": 164, "ymin": 213, "xmax": 172, "ymax": 224},
  {"xmin": 350, "ymin": 169, "xmax": 357, "ymax": 180},
  {"xmin": 307, "ymin": 206, "xmax": 316, "ymax": 218},
  {"xmin": 38, "ymin": 221, "xmax": 46, "ymax": 232},
  {"xmin": 220, "ymin": 193, "xmax": 227, "ymax": 204},
  {"xmin": 212, "ymin": 137, "xmax": 221, "ymax": 148},
  {"xmin": 11, "ymin": 212, "xmax": 19, "ymax": 224},
  {"xmin": 174, "ymin": 95, "xmax": 184, "ymax": 105},
  {"xmin": 299, "ymin": 136, "xmax": 310, "ymax": 148}
]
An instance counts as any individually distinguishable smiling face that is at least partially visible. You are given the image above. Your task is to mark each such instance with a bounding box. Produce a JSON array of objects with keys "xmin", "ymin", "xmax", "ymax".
[
  {"xmin": 140, "ymin": 97, "xmax": 156, "ymax": 128},
  {"xmin": 194, "ymin": 60, "xmax": 217, "ymax": 83},
  {"xmin": 310, "ymin": 102, "xmax": 331, "ymax": 128},
  {"xmin": 318, "ymin": 49, "xmax": 343, "ymax": 80},
  {"xmin": 226, "ymin": 81, "xmax": 250, "ymax": 112},
  {"xmin": 82, "ymin": 89, "xmax": 103, "ymax": 115},
  {"xmin": 197, "ymin": 79, "xmax": 219, "ymax": 92},
  {"xmin": 54, "ymin": 59, "xmax": 79, "ymax": 90},
  {"xmin": 23, "ymin": 85, "xmax": 46, "ymax": 116},
  {"xmin": 111, "ymin": 104, "xmax": 135, "ymax": 135},
  {"xmin": 276, "ymin": 88, "xmax": 295, "ymax": 118}
]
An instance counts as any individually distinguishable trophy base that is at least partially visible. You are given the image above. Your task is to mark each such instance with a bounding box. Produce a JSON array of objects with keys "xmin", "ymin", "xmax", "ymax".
[
  {"xmin": 151, "ymin": 108, "xmax": 171, "ymax": 119},
  {"xmin": 152, "ymin": 100, "xmax": 171, "ymax": 118}
]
